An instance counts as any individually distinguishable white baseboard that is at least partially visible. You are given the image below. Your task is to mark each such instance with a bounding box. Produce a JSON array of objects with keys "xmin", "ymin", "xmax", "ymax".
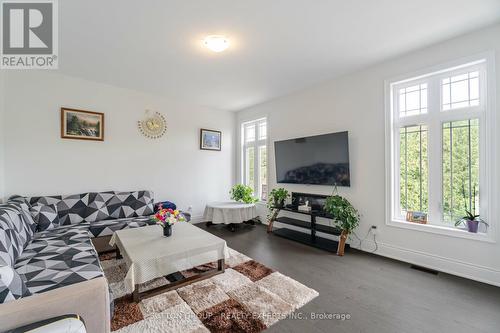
[
  {"xmin": 270, "ymin": 222, "xmax": 500, "ymax": 286},
  {"xmin": 352, "ymin": 239, "xmax": 500, "ymax": 287},
  {"xmin": 189, "ymin": 215, "xmax": 205, "ymax": 224}
]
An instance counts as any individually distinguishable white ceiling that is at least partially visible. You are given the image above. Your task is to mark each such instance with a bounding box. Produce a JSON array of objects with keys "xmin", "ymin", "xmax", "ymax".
[{"xmin": 59, "ymin": 0, "xmax": 500, "ymax": 111}]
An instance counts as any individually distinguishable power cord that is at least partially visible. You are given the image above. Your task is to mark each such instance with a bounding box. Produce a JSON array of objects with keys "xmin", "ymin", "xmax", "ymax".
[
  {"xmin": 327, "ymin": 220, "xmax": 378, "ymax": 253},
  {"xmin": 352, "ymin": 227, "xmax": 378, "ymax": 253},
  {"xmin": 371, "ymin": 232, "xmax": 378, "ymax": 253}
]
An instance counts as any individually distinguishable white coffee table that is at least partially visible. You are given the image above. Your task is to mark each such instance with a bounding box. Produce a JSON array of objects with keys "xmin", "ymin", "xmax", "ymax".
[{"xmin": 109, "ymin": 223, "xmax": 228, "ymax": 302}]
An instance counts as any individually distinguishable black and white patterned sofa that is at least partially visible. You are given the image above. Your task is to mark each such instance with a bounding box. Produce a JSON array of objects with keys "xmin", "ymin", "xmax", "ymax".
[
  {"xmin": 26, "ymin": 190, "xmax": 155, "ymax": 236},
  {"xmin": 0, "ymin": 190, "xmax": 161, "ymax": 333}
]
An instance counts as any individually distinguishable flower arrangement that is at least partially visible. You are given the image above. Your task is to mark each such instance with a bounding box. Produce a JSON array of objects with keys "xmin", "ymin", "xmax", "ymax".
[{"xmin": 152, "ymin": 207, "xmax": 186, "ymax": 228}]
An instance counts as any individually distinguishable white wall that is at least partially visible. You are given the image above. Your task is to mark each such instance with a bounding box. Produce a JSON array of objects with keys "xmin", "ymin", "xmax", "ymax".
[
  {"xmin": 3, "ymin": 71, "xmax": 236, "ymax": 221},
  {"xmin": 236, "ymin": 23, "xmax": 500, "ymax": 286}
]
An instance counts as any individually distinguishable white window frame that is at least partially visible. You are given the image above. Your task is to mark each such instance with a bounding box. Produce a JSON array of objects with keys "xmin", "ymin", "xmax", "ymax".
[
  {"xmin": 241, "ymin": 118, "xmax": 267, "ymax": 200},
  {"xmin": 385, "ymin": 53, "xmax": 497, "ymax": 242}
]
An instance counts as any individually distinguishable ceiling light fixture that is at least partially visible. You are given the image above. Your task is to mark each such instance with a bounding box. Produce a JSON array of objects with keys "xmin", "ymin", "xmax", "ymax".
[{"xmin": 203, "ymin": 35, "xmax": 229, "ymax": 52}]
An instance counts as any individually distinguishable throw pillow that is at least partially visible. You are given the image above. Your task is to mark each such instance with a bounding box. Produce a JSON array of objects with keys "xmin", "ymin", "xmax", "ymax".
[
  {"xmin": 0, "ymin": 265, "xmax": 31, "ymax": 303},
  {"xmin": 154, "ymin": 201, "xmax": 176, "ymax": 212},
  {"xmin": 29, "ymin": 204, "xmax": 60, "ymax": 232}
]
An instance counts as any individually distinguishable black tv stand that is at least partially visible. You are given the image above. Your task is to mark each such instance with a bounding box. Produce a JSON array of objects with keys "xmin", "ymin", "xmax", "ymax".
[{"xmin": 267, "ymin": 205, "xmax": 349, "ymax": 253}]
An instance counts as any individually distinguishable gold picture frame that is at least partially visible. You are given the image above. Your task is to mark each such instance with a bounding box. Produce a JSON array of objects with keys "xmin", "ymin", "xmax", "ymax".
[{"xmin": 61, "ymin": 108, "xmax": 104, "ymax": 141}]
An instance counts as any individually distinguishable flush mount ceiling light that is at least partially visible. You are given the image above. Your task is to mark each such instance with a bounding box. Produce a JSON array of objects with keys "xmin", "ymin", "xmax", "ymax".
[{"xmin": 203, "ymin": 35, "xmax": 229, "ymax": 52}]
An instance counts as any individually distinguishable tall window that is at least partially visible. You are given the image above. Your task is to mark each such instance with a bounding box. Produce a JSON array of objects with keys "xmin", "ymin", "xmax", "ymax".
[
  {"xmin": 242, "ymin": 118, "xmax": 267, "ymax": 200},
  {"xmin": 387, "ymin": 58, "xmax": 493, "ymax": 230}
]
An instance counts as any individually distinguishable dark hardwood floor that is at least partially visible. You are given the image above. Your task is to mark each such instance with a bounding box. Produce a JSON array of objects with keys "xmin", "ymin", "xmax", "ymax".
[{"xmin": 198, "ymin": 223, "xmax": 500, "ymax": 333}]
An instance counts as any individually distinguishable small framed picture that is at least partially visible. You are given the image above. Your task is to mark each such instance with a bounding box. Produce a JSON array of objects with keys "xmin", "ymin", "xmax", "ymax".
[
  {"xmin": 200, "ymin": 128, "xmax": 221, "ymax": 151},
  {"xmin": 61, "ymin": 108, "xmax": 104, "ymax": 141},
  {"xmin": 406, "ymin": 211, "xmax": 428, "ymax": 224}
]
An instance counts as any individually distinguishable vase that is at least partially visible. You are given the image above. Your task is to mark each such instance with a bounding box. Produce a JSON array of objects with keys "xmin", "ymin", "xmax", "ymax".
[
  {"xmin": 466, "ymin": 220, "xmax": 479, "ymax": 233},
  {"xmin": 163, "ymin": 224, "xmax": 172, "ymax": 237}
]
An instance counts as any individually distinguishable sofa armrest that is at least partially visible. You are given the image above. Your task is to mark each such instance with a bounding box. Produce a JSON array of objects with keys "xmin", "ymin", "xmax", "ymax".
[{"xmin": 0, "ymin": 277, "xmax": 110, "ymax": 333}]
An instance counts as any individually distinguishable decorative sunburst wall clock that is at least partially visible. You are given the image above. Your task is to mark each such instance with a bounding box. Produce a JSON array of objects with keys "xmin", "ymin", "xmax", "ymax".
[{"xmin": 137, "ymin": 109, "xmax": 167, "ymax": 139}]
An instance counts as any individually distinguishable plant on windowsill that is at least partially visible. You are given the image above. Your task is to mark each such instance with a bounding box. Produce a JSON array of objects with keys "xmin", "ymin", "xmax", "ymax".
[
  {"xmin": 324, "ymin": 187, "xmax": 360, "ymax": 256},
  {"xmin": 455, "ymin": 184, "xmax": 488, "ymax": 233},
  {"xmin": 266, "ymin": 188, "xmax": 290, "ymax": 222},
  {"xmin": 230, "ymin": 184, "xmax": 258, "ymax": 204}
]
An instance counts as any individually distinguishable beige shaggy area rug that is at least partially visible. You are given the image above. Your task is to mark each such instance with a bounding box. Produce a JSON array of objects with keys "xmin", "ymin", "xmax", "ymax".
[{"xmin": 100, "ymin": 248, "xmax": 318, "ymax": 333}]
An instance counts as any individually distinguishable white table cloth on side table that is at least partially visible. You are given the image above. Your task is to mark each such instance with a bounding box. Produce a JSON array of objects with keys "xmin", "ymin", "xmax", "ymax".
[{"xmin": 203, "ymin": 201, "xmax": 258, "ymax": 224}]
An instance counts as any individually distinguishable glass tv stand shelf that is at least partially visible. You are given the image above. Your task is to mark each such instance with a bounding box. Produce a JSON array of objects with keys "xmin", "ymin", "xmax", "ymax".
[{"xmin": 267, "ymin": 205, "xmax": 348, "ymax": 253}]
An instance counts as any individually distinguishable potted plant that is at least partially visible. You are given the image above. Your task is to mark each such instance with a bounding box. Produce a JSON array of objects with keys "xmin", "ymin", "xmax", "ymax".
[
  {"xmin": 324, "ymin": 192, "xmax": 360, "ymax": 256},
  {"xmin": 266, "ymin": 188, "xmax": 290, "ymax": 226},
  {"xmin": 268, "ymin": 188, "xmax": 290, "ymax": 209},
  {"xmin": 230, "ymin": 184, "xmax": 258, "ymax": 204},
  {"xmin": 152, "ymin": 206, "xmax": 186, "ymax": 237},
  {"xmin": 455, "ymin": 184, "xmax": 487, "ymax": 233}
]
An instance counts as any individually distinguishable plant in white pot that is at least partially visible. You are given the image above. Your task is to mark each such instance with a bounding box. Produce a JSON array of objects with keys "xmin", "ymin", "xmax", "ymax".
[{"xmin": 455, "ymin": 184, "xmax": 487, "ymax": 233}]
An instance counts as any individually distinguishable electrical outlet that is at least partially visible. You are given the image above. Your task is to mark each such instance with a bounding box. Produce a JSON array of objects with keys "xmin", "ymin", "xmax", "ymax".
[{"xmin": 370, "ymin": 225, "xmax": 378, "ymax": 235}]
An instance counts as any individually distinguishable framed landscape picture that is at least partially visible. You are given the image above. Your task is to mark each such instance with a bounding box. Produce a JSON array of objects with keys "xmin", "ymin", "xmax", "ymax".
[
  {"xmin": 61, "ymin": 108, "xmax": 104, "ymax": 141},
  {"xmin": 200, "ymin": 128, "xmax": 221, "ymax": 151},
  {"xmin": 405, "ymin": 211, "xmax": 428, "ymax": 224}
]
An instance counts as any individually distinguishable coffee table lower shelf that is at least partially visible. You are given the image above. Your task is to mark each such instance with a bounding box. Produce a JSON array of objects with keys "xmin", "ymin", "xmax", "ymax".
[{"xmin": 132, "ymin": 258, "xmax": 225, "ymax": 302}]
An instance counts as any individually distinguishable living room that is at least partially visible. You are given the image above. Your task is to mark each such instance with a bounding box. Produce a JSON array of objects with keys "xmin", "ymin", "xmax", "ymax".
[{"xmin": 1, "ymin": 1, "xmax": 500, "ymax": 333}]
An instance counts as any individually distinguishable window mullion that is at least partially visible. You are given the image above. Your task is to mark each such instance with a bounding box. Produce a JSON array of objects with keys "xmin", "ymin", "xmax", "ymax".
[
  {"xmin": 254, "ymin": 124, "xmax": 260, "ymax": 197},
  {"xmin": 243, "ymin": 143, "xmax": 249, "ymax": 186},
  {"xmin": 427, "ymin": 78, "xmax": 442, "ymax": 224},
  {"xmin": 392, "ymin": 90, "xmax": 401, "ymax": 219}
]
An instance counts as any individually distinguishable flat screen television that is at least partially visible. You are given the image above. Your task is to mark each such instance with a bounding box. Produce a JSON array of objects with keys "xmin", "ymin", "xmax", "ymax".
[{"xmin": 274, "ymin": 131, "xmax": 350, "ymax": 186}]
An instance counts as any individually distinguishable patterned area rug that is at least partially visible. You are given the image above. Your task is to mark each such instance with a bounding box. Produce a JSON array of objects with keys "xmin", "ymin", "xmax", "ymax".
[{"xmin": 100, "ymin": 248, "xmax": 318, "ymax": 333}]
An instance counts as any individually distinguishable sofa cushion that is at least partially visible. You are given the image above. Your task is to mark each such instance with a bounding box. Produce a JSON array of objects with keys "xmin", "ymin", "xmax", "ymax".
[
  {"xmin": 27, "ymin": 193, "xmax": 91, "ymax": 226},
  {"xmin": 0, "ymin": 203, "xmax": 36, "ymax": 266},
  {"xmin": 85, "ymin": 192, "xmax": 112, "ymax": 222},
  {"xmin": 26, "ymin": 190, "xmax": 154, "ymax": 224},
  {"xmin": 0, "ymin": 265, "xmax": 31, "ymax": 303},
  {"xmin": 0, "ymin": 228, "xmax": 17, "ymax": 267},
  {"xmin": 31, "ymin": 222, "xmax": 92, "ymax": 243},
  {"xmin": 6, "ymin": 200, "xmax": 37, "ymax": 234},
  {"xmin": 30, "ymin": 204, "xmax": 60, "ymax": 232},
  {"xmin": 87, "ymin": 216, "xmax": 152, "ymax": 238},
  {"xmin": 98, "ymin": 191, "xmax": 154, "ymax": 220},
  {"xmin": 15, "ymin": 224, "xmax": 103, "ymax": 294}
]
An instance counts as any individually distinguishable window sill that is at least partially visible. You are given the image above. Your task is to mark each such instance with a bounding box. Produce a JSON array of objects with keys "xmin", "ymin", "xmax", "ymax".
[{"xmin": 387, "ymin": 219, "xmax": 495, "ymax": 243}]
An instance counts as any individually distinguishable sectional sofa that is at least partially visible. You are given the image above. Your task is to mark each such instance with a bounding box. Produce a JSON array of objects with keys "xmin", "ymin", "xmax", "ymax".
[{"xmin": 0, "ymin": 190, "xmax": 166, "ymax": 333}]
